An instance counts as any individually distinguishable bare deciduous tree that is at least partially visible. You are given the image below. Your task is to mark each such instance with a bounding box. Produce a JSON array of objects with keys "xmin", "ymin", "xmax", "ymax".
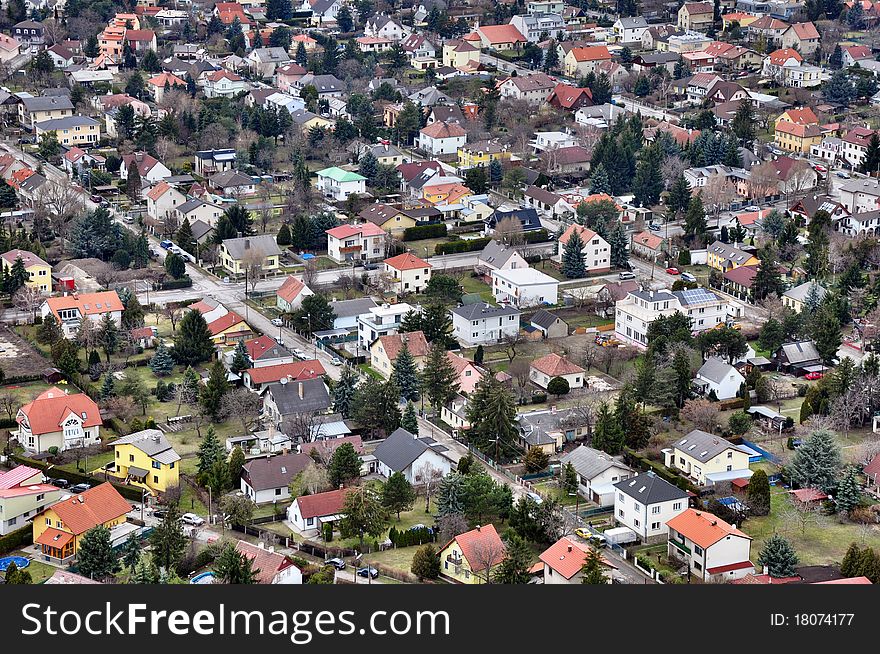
[
  {"xmin": 415, "ymin": 461, "xmax": 444, "ymax": 512},
  {"xmin": 161, "ymin": 304, "xmax": 183, "ymax": 331},
  {"xmin": 680, "ymin": 398, "xmax": 720, "ymax": 433},
  {"xmin": 0, "ymin": 393, "xmax": 17, "ymax": 420},
  {"xmin": 468, "ymin": 534, "xmax": 507, "ymax": 584},
  {"xmin": 13, "ymin": 285, "xmax": 44, "ymax": 321},
  {"xmin": 220, "ymin": 388, "xmax": 263, "ymax": 433},
  {"xmin": 494, "ymin": 216, "xmax": 525, "ymax": 246},
  {"xmin": 508, "ymin": 357, "xmax": 531, "ymax": 402}
]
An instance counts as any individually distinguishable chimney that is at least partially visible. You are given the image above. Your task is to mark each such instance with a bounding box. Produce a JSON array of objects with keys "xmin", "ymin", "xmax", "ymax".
[
  {"xmin": 244, "ymin": 239, "xmax": 250, "ymax": 249},
  {"xmin": 551, "ymin": 404, "xmax": 557, "ymax": 414},
  {"xmin": 567, "ymin": 545, "xmax": 572, "ymax": 552},
  {"xmin": 258, "ymin": 542, "xmax": 265, "ymax": 549},
  {"xmin": 269, "ymin": 546, "xmax": 275, "ymax": 554},
  {"xmin": 763, "ymin": 565, "xmax": 769, "ymax": 576},
  {"xmin": 476, "ymin": 525, "xmax": 481, "ymax": 531},
  {"xmin": 298, "ymin": 382, "xmax": 304, "ymax": 399}
]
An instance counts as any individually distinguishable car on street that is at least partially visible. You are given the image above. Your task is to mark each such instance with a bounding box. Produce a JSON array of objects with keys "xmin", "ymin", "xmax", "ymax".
[
  {"xmin": 836, "ymin": 171, "xmax": 851, "ymax": 179},
  {"xmin": 363, "ymin": 263, "xmax": 379, "ymax": 271},
  {"xmin": 805, "ymin": 372, "xmax": 824, "ymax": 380},
  {"xmin": 526, "ymin": 492, "xmax": 543, "ymax": 505},
  {"xmin": 357, "ymin": 566, "xmax": 379, "ymax": 579},
  {"xmin": 589, "ymin": 534, "xmax": 607, "ymax": 548},
  {"xmin": 160, "ymin": 240, "xmax": 173, "ymax": 249},
  {"xmin": 271, "ymin": 318, "xmax": 283, "ymax": 326},
  {"xmin": 648, "ymin": 223, "xmax": 661, "ymax": 231},
  {"xmin": 326, "ymin": 558, "xmax": 346, "ymax": 570},
  {"xmin": 812, "ymin": 164, "xmax": 827, "ymax": 174},
  {"xmin": 181, "ymin": 513, "xmax": 205, "ymax": 526},
  {"xmin": 329, "ymin": 357, "xmax": 343, "ymax": 366},
  {"xmin": 574, "ymin": 528, "xmax": 592, "ymax": 540},
  {"xmin": 49, "ymin": 478, "xmax": 70, "ymax": 488},
  {"xmin": 152, "ymin": 509, "xmax": 168, "ymax": 519},
  {"xmin": 681, "ymin": 272, "xmax": 697, "ymax": 282},
  {"xmin": 90, "ymin": 194, "xmax": 102, "ymax": 204},
  {"xmin": 293, "ymin": 348, "xmax": 307, "ymax": 360},
  {"xmin": 665, "ymin": 267, "xmax": 681, "ymax": 275},
  {"xmin": 618, "ymin": 271, "xmax": 636, "ymax": 280}
]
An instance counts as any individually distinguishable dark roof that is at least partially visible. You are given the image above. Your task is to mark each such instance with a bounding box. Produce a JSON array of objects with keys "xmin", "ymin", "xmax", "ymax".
[
  {"xmin": 613, "ymin": 471, "xmax": 688, "ymax": 504},
  {"xmin": 451, "ymin": 301, "xmax": 519, "ymax": 321},
  {"xmin": 674, "ymin": 430, "xmax": 740, "ymax": 463},
  {"xmin": 242, "ymin": 452, "xmax": 312, "ymax": 491},
  {"xmin": 329, "ymin": 297, "xmax": 378, "ymax": 319},
  {"xmin": 265, "ymin": 378, "xmax": 331, "ymax": 416},
  {"xmin": 530, "ymin": 308, "xmax": 564, "ymax": 330},
  {"xmin": 372, "ymin": 428, "xmax": 447, "ymax": 472},
  {"xmin": 487, "ymin": 207, "xmax": 542, "ymax": 231}
]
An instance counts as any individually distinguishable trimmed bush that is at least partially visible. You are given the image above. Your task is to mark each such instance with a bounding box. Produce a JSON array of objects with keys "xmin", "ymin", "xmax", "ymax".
[
  {"xmin": 434, "ymin": 237, "xmax": 491, "ymax": 255},
  {"xmin": 157, "ymin": 276, "xmax": 193, "ymax": 290},
  {"xmin": 0, "ymin": 524, "xmax": 33, "ymax": 554},
  {"xmin": 403, "ymin": 223, "xmax": 446, "ymax": 241}
]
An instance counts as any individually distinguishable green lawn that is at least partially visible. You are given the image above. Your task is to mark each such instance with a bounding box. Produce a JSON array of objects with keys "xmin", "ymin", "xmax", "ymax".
[
  {"xmin": 531, "ymin": 480, "xmax": 583, "ymax": 506},
  {"xmin": 18, "ymin": 560, "xmax": 57, "ymax": 584},
  {"xmin": 458, "ymin": 275, "xmax": 495, "ymax": 304},
  {"xmin": 0, "ymin": 380, "xmax": 57, "ymax": 407},
  {"xmin": 744, "ymin": 490, "xmax": 878, "ymax": 566}
]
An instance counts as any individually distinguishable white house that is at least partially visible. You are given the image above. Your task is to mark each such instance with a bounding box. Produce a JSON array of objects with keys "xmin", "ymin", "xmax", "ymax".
[
  {"xmin": 286, "ymin": 487, "xmax": 349, "ymax": 537},
  {"xmin": 554, "ymin": 223, "xmax": 611, "ymax": 273},
  {"xmin": 315, "ymin": 166, "xmax": 367, "ymax": 201},
  {"xmin": 357, "ymin": 302, "xmax": 417, "ymax": 349},
  {"xmin": 41, "ymin": 290, "xmax": 123, "ymax": 339},
  {"xmin": 497, "ymin": 73, "xmax": 557, "ymax": 104},
  {"xmin": 276, "ymin": 276, "xmax": 314, "ymax": 312},
  {"xmin": 146, "ymin": 181, "xmax": 186, "ymax": 223},
  {"xmin": 240, "ymin": 452, "xmax": 312, "ymax": 504},
  {"xmin": 694, "ymin": 357, "xmax": 745, "ymax": 400},
  {"xmin": 491, "ymin": 267, "xmax": 559, "ymax": 308},
  {"xmin": 667, "ymin": 508, "xmax": 754, "ymax": 582},
  {"xmin": 613, "ymin": 16, "xmax": 649, "ymax": 42},
  {"xmin": 0, "ymin": 465, "xmax": 63, "ymax": 535},
  {"xmin": 613, "ymin": 472, "xmax": 690, "ymax": 543},
  {"xmin": 509, "ymin": 13, "xmax": 565, "ymax": 43},
  {"xmin": 477, "ymin": 240, "xmax": 530, "ymax": 274},
  {"xmin": 450, "ymin": 302, "xmax": 521, "ymax": 346},
  {"xmin": 560, "ymin": 446, "xmax": 634, "ymax": 506},
  {"xmin": 538, "ymin": 536, "xmax": 617, "ymax": 584},
  {"xmin": 364, "ymin": 15, "xmax": 411, "ymax": 40},
  {"xmin": 383, "ymin": 252, "xmax": 432, "ymax": 294},
  {"xmin": 529, "ymin": 353, "xmax": 585, "ymax": 390},
  {"xmin": 16, "ymin": 387, "xmax": 103, "ymax": 453},
  {"xmin": 120, "ymin": 151, "xmax": 171, "ymax": 184},
  {"xmin": 325, "ymin": 222, "xmax": 387, "ymax": 263},
  {"xmin": 418, "ymin": 120, "xmax": 467, "ymax": 156},
  {"xmin": 202, "ymin": 69, "xmax": 250, "ymax": 98},
  {"xmin": 372, "ymin": 427, "xmax": 454, "ymax": 483},
  {"xmin": 615, "ymin": 288, "xmax": 727, "ymax": 347},
  {"xmin": 234, "ymin": 540, "xmax": 303, "ymax": 584}
]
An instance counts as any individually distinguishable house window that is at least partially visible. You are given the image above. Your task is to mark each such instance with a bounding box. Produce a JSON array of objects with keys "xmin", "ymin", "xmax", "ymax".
[
  {"xmin": 673, "ymin": 502, "xmax": 682, "ymax": 510},
  {"xmin": 694, "ymin": 545, "xmax": 703, "ymax": 556},
  {"xmin": 275, "ymin": 488, "xmax": 282, "ymax": 496},
  {"xmin": 633, "ymin": 518, "xmax": 640, "ymax": 527},
  {"xmin": 153, "ymin": 476, "xmax": 159, "ymax": 484},
  {"xmin": 307, "ymin": 517, "xmax": 314, "ymax": 526},
  {"xmin": 129, "ymin": 454, "xmax": 135, "ymax": 462},
  {"xmin": 651, "ymin": 522, "xmax": 660, "ymax": 530},
  {"xmin": 651, "ymin": 506, "xmax": 660, "ymax": 514}
]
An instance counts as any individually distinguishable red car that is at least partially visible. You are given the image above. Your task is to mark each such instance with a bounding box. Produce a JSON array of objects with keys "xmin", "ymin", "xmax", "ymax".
[
  {"xmin": 666, "ymin": 267, "xmax": 681, "ymax": 275},
  {"xmin": 804, "ymin": 372, "xmax": 824, "ymax": 380}
]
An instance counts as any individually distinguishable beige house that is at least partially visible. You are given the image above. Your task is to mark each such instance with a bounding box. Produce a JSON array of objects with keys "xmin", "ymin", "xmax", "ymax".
[
  {"xmin": 677, "ymin": 2, "xmax": 714, "ymax": 31},
  {"xmin": 383, "ymin": 252, "xmax": 432, "ymax": 295},
  {"xmin": 35, "ymin": 116, "xmax": 100, "ymax": 147},
  {"xmin": 563, "ymin": 45, "xmax": 612, "ymax": 78},
  {"xmin": 219, "ymin": 234, "xmax": 282, "ymax": 277},
  {"xmin": 662, "ymin": 429, "xmax": 752, "ymax": 486},
  {"xmin": 16, "ymin": 387, "xmax": 103, "ymax": 453},
  {"xmin": 370, "ymin": 331, "xmax": 429, "ymax": 379},
  {"xmin": 18, "ymin": 95, "xmax": 73, "ymax": 129},
  {"xmin": 442, "ymin": 39, "xmax": 480, "ymax": 69}
]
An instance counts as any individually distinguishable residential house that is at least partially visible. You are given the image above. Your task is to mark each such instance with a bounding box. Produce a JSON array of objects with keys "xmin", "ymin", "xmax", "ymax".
[
  {"xmin": 174, "ymin": 198, "xmax": 223, "ymax": 229},
  {"xmin": 193, "ymin": 149, "xmax": 237, "ymax": 175},
  {"xmin": 529, "ymin": 353, "xmax": 584, "ymax": 390},
  {"xmin": 358, "ymin": 203, "xmax": 416, "ymax": 236},
  {"xmin": 782, "ymin": 281, "xmax": 826, "ymax": 313},
  {"xmin": 563, "ymin": 45, "xmax": 612, "ymax": 78},
  {"xmin": 364, "ymin": 14, "xmax": 410, "ymax": 40},
  {"xmin": 445, "ymin": 351, "xmax": 484, "ymax": 394},
  {"xmin": 774, "ymin": 120, "xmax": 823, "ymax": 154},
  {"xmin": 773, "ymin": 340, "xmax": 823, "ymax": 374},
  {"xmin": 235, "ymin": 540, "xmax": 303, "ymax": 584},
  {"xmin": 842, "ymin": 44, "xmax": 873, "ymax": 67},
  {"xmin": 330, "ymin": 297, "xmax": 378, "ymax": 331},
  {"xmin": 357, "ymin": 302, "xmax": 416, "ymax": 348},
  {"xmin": 146, "ymin": 72, "xmax": 186, "ymax": 102},
  {"xmin": 707, "ymin": 240, "xmax": 760, "ymax": 272},
  {"xmin": 838, "ymin": 178, "xmax": 880, "ymax": 214},
  {"xmin": 41, "ymin": 291, "xmax": 123, "ymax": 339},
  {"xmin": 510, "ymin": 13, "xmax": 565, "ymax": 43},
  {"xmin": 554, "ymin": 223, "xmax": 610, "ymax": 273},
  {"xmin": 32, "ymin": 483, "xmax": 131, "ymax": 564},
  {"xmin": 614, "ymin": 288, "xmax": 727, "ymax": 346},
  {"xmin": 241, "ymin": 452, "xmax": 312, "ymax": 504},
  {"xmin": 613, "ymin": 16, "xmax": 649, "ymax": 42},
  {"xmin": 18, "ymin": 95, "xmax": 73, "ymax": 129},
  {"xmin": 202, "ymin": 69, "xmax": 249, "ymax": 98},
  {"xmin": 146, "ymin": 182, "xmax": 185, "ymax": 223},
  {"xmin": 13, "ymin": 20, "xmax": 44, "ymax": 49},
  {"xmin": 262, "ymin": 378, "xmax": 332, "ymax": 432},
  {"xmin": 275, "ymin": 63, "xmax": 307, "ymax": 93},
  {"xmin": 325, "ymin": 222, "xmax": 386, "ymax": 263},
  {"xmin": 34, "ymin": 116, "xmax": 99, "ymax": 148},
  {"xmin": 450, "ymin": 302, "xmax": 521, "ymax": 346},
  {"xmin": 373, "ymin": 427, "xmax": 454, "ymax": 483},
  {"xmin": 492, "ymin": 268, "xmax": 559, "ymax": 308},
  {"xmin": 663, "ymin": 429, "xmax": 752, "ymax": 486},
  {"xmin": 747, "ymin": 15, "xmax": 789, "ymax": 46},
  {"xmin": 242, "ymin": 360, "xmax": 326, "ymax": 393},
  {"xmin": 720, "ymin": 265, "xmax": 758, "ymax": 302},
  {"xmin": 539, "ymin": 536, "xmax": 617, "ymax": 583},
  {"xmin": 457, "ymin": 140, "xmax": 512, "ymax": 169},
  {"xmin": 287, "ymin": 487, "xmax": 350, "ymax": 536},
  {"xmin": 439, "ymin": 524, "xmax": 506, "ymax": 583},
  {"xmin": 219, "ymin": 235, "xmax": 282, "ymax": 277},
  {"xmin": 486, "ymin": 206, "xmax": 543, "ymax": 233},
  {"xmin": 546, "ymin": 83, "xmax": 593, "ymax": 112},
  {"xmin": 208, "ymin": 170, "xmax": 257, "ymax": 196},
  {"xmin": 442, "ymin": 39, "xmax": 481, "ymax": 69},
  {"xmin": 678, "ymin": 2, "xmax": 714, "ymax": 30},
  {"xmin": 667, "ymin": 508, "xmax": 754, "ymax": 582},
  {"xmin": 630, "ymin": 231, "xmax": 666, "ymax": 261},
  {"xmin": 0, "ymin": 466, "xmax": 62, "ymax": 535},
  {"xmin": 418, "ymin": 121, "xmax": 467, "ymax": 156},
  {"xmin": 120, "ymin": 152, "xmax": 171, "ymax": 184},
  {"xmin": 315, "ymin": 167, "xmax": 367, "ymax": 201},
  {"xmin": 498, "ymin": 73, "xmax": 557, "ymax": 104},
  {"xmin": 112, "ymin": 429, "xmax": 180, "ymax": 494},
  {"xmin": 842, "ymin": 126, "xmax": 878, "ymax": 169},
  {"xmin": 780, "ymin": 22, "xmax": 820, "ymax": 55},
  {"xmin": 370, "ymin": 331, "xmax": 429, "ymax": 378},
  {"xmin": 276, "ymin": 276, "xmax": 313, "ymax": 313},
  {"xmin": 383, "ymin": 252, "xmax": 432, "ymax": 294},
  {"xmin": 473, "ymin": 24, "xmax": 527, "ymax": 51},
  {"xmin": 694, "ymin": 357, "xmax": 746, "ymax": 400},
  {"xmin": 476, "ymin": 240, "xmax": 530, "ymax": 275},
  {"xmin": 613, "ymin": 471, "xmax": 689, "ymax": 543},
  {"xmin": 1, "ymin": 249, "xmax": 51, "ymax": 293},
  {"xmin": 207, "ymin": 311, "xmax": 254, "ymax": 345},
  {"xmin": 560, "ymin": 446, "xmax": 634, "ymax": 506},
  {"xmin": 248, "ymin": 47, "xmax": 292, "ymax": 77},
  {"xmin": 529, "ymin": 309, "xmax": 568, "ymax": 339}
]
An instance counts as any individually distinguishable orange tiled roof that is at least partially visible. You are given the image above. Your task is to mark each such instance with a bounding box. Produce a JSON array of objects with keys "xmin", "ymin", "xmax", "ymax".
[
  {"xmin": 207, "ymin": 310, "xmax": 246, "ymax": 336},
  {"xmin": 539, "ymin": 537, "xmax": 616, "ymax": 579},
  {"xmin": 46, "ymin": 482, "xmax": 131, "ymax": 536},
  {"xmin": 530, "ymin": 353, "xmax": 585, "ymax": 377},
  {"xmin": 244, "ymin": 360, "xmax": 326, "ymax": 385},
  {"xmin": 666, "ymin": 508, "xmax": 752, "ymax": 549},
  {"xmin": 18, "ymin": 387, "xmax": 102, "ymax": 436},
  {"xmin": 442, "ymin": 524, "xmax": 506, "ymax": 570},
  {"xmin": 44, "ymin": 291, "xmax": 122, "ymax": 321},
  {"xmin": 384, "ymin": 252, "xmax": 431, "ymax": 271},
  {"xmin": 277, "ymin": 275, "xmax": 307, "ymax": 303},
  {"xmin": 376, "ymin": 331, "xmax": 429, "ymax": 361}
]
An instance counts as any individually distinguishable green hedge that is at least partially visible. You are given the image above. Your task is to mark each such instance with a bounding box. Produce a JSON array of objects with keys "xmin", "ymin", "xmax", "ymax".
[
  {"xmin": 623, "ymin": 448, "xmax": 699, "ymax": 494},
  {"xmin": 9, "ymin": 454, "xmax": 144, "ymax": 501},
  {"xmin": 157, "ymin": 276, "xmax": 193, "ymax": 290},
  {"xmin": 0, "ymin": 524, "xmax": 33, "ymax": 554},
  {"xmin": 403, "ymin": 223, "xmax": 447, "ymax": 241},
  {"xmin": 523, "ymin": 229, "xmax": 550, "ymax": 243},
  {"xmin": 435, "ymin": 237, "xmax": 490, "ymax": 255}
]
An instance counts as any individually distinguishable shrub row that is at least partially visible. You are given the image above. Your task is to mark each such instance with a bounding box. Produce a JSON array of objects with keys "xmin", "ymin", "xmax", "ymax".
[
  {"xmin": 0, "ymin": 524, "xmax": 33, "ymax": 555},
  {"xmin": 156, "ymin": 276, "xmax": 193, "ymax": 290},
  {"xmin": 523, "ymin": 229, "xmax": 550, "ymax": 243},
  {"xmin": 622, "ymin": 448, "xmax": 698, "ymax": 494},
  {"xmin": 403, "ymin": 224, "xmax": 447, "ymax": 241},
  {"xmin": 388, "ymin": 526, "xmax": 435, "ymax": 548},
  {"xmin": 435, "ymin": 237, "xmax": 491, "ymax": 255}
]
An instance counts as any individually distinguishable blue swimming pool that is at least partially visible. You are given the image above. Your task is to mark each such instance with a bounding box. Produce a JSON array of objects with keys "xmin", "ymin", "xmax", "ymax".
[
  {"xmin": 0, "ymin": 556, "xmax": 30, "ymax": 572},
  {"xmin": 190, "ymin": 571, "xmax": 215, "ymax": 584}
]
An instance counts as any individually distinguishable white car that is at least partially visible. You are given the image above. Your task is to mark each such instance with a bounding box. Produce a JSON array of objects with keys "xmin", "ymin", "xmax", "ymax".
[
  {"xmin": 271, "ymin": 318, "xmax": 283, "ymax": 326},
  {"xmin": 329, "ymin": 357, "xmax": 343, "ymax": 366},
  {"xmin": 181, "ymin": 513, "xmax": 205, "ymax": 526},
  {"xmin": 293, "ymin": 348, "xmax": 307, "ymax": 359}
]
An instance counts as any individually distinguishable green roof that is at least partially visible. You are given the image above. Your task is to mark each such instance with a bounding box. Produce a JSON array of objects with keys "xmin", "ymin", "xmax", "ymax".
[{"xmin": 317, "ymin": 166, "xmax": 367, "ymax": 183}]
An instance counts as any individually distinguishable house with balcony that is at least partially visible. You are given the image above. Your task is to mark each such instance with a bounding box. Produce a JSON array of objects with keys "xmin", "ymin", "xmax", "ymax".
[
  {"xmin": 560, "ymin": 446, "xmax": 633, "ymax": 506},
  {"xmin": 315, "ymin": 166, "xmax": 367, "ymax": 201},
  {"xmin": 667, "ymin": 508, "xmax": 754, "ymax": 582},
  {"xmin": 439, "ymin": 524, "xmax": 505, "ymax": 584},
  {"xmin": 357, "ymin": 302, "xmax": 417, "ymax": 349},
  {"xmin": 0, "ymin": 466, "xmax": 62, "ymax": 535},
  {"xmin": 16, "ymin": 387, "xmax": 102, "ymax": 454},
  {"xmin": 41, "ymin": 291, "xmax": 123, "ymax": 339},
  {"xmin": 491, "ymin": 268, "xmax": 559, "ymax": 308},
  {"xmin": 219, "ymin": 235, "xmax": 282, "ymax": 277},
  {"xmin": 662, "ymin": 429, "xmax": 753, "ymax": 486},
  {"xmin": 113, "ymin": 429, "xmax": 180, "ymax": 495},
  {"xmin": 326, "ymin": 222, "xmax": 387, "ymax": 263},
  {"xmin": 613, "ymin": 472, "xmax": 689, "ymax": 543},
  {"xmin": 450, "ymin": 302, "xmax": 521, "ymax": 346},
  {"xmin": 383, "ymin": 252, "xmax": 432, "ymax": 295},
  {"xmin": 193, "ymin": 149, "xmax": 237, "ymax": 175},
  {"xmin": 35, "ymin": 116, "xmax": 100, "ymax": 148},
  {"xmin": 18, "ymin": 95, "xmax": 73, "ymax": 129}
]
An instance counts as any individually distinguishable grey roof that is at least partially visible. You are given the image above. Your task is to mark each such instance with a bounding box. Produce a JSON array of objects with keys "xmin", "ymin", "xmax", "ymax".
[
  {"xmin": 242, "ymin": 452, "xmax": 312, "ymax": 491},
  {"xmin": 531, "ymin": 308, "xmax": 564, "ymax": 330},
  {"xmin": 779, "ymin": 340, "xmax": 820, "ymax": 364},
  {"xmin": 330, "ymin": 297, "xmax": 378, "ymax": 319},
  {"xmin": 251, "ymin": 47, "xmax": 291, "ymax": 63},
  {"xmin": 696, "ymin": 356, "xmax": 740, "ymax": 385},
  {"xmin": 195, "ymin": 148, "xmax": 236, "ymax": 161},
  {"xmin": 674, "ymin": 429, "xmax": 740, "ymax": 463},
  {"xmin": 560, "ymin": 445, "xmax": 633, "ymax": 482},
  {"xmin": 35, "ymin": 115, "xmax": 98, "ymax": 131},
  {"xmin": 617, "ymin": 16, "xmax": 648, "ymax": 27},
  {"xmin": 783, "ymin": 281, "xmax": 826, "ymax": 304},
  {"xmin": 221, "ymin": 234, "xmax": 283, "ymax": 260},
  {"xmin": 21, "ymin": 95, "xmax": 73, "ymax": 112},
  {"xmin": 113, "ymin": 429, "xmax": 181, "ymax": 463},
  {"xmin": 191, "ymin": 220, "xmax": 214, "ymax": 241},
  {"xmin": 300, "ymin": 73, "xmax": 344, "ymax": 93},
  {"xmin": 613, "ymin": 471, "xmax": 688, "ymax": 504},
  {"xmin": 310, "ymin": 0, "xmax": 338, "ymax": 14},
  {"xmin": 266, "ymin": 378, "xmax": 331, "ymax": 416},
  {"xmin": 708, "ymin": 240, "xmax": 754, "ymax": 267},
  {"xmin": 209, "ymin": 170, "xmax": 254, "ymax": 187},
  {"xmin": 631, "ymin": 289, "xmax": 676, "ymax": 303},
  {"xmin": 517, "ymin": 407, "xmax": 583, "ymax": 447},
  {"xmin": 479, "ymin": 239, "xmax": 519, "ymax": 268},
  {"xmin": 373, "ymin": 428, "xmax": 447, "ymax": 472},
  {"xmin": 673, "ymin": 287, "xmax": 721, "ymax": 306},
  {"xmin": 451, "ymin": 301, "xmax": 520, "ymax": 321},
  {"xmin": 178, "ymin": 198, "xmax": 205, "ymax": 214},
  {"xmin": 408, "ymin": 86, "xmax": 450, "ymax": 106}
]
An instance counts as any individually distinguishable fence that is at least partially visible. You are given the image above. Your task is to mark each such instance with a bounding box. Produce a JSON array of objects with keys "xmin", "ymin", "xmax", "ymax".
[{"xmin": 741, "ymin": 438, "xmax": 782, "ymax": 466}]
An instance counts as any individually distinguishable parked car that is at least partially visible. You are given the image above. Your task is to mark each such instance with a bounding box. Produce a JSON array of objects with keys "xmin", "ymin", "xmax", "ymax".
[
  {"xmin": 804, "ymin": 371, "xmax": 824, "ymax": 380},
  {"xmin": 836, "ymin": 171, "xmax": 851, "ymax": 179},
  {"xmin": 363, "ymin": 263, "xmax": 379, "ymax": 271},
  {"xmin": 357, "ymin": 566, "xmax": 379, "ymax": 579},
  {"xmin": 665, "ymin": 267, "xmax": 681, "ymax": 275},
  {"xmin": 293, "ymin": 348, "xmax": 307, "ymax": 360},
  {"xmin": 618, "ymin": 271, "xmax": 636, "ymax": 280},
  {"xmin": 160, "ymin": 240, "xmax": 173, "ymax": 249},
  {"xmin": 326, "ymin": 558, "xmax": 346, "ymax": 570},
  {"xmin": 49, "ymin": 478, "xmax": 69, "ymax": 488},
  {"xmin": 589, "ymin": 534, "xmax": 607, "ymax": 548},
  {"xmin": 648, "ymin": 223, "xmax": 661, "ymax": 231},
  {"xmin": 152, "ymin": 509, "xmax": 168, "ymax": 519},
  {"xmin": 329, "ymin": 357, "xmax": 343, "ymax": 366},
  {"xmin": 69, "ymin": 483, "xmax": 91, "ymax": 493},
  {"xmin": 270, "ymin": 318, "xmax": 283, "ymax": 326},
  {"xmin": 574, "ymin": 527, "xmax": 592, "ymax": 540},
  {"xmin": 181, "ymin": 513, "xmax": 205, "ymax": 526},
  {"xmin": 681, "ymin": 272, "xmax": 697, "ymax": 282},
  {"xmin": 90, "ymin": 194, "xmax": 102, "ymax": 204}
]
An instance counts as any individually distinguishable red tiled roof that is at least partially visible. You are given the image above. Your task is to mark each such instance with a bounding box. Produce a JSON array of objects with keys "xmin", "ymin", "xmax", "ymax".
[
  {"xmin": 530, "ymin": 353, "xmax": 585, "ymax": 377},
  {"xmin": 558, "ymin": 223, "xmax": 598, "ymax": 247},
  {"xmin": 244, "ymin": 335, "xmax": 280, "ymax": 360},
  {"xmin": 147, "ymin": 72, "xmax": 185, "ymax": 88},
  {"xmin": 779, "ymin": 107, "xmax": 818, "ymax": 125},
  {"xmin": 788, "ymin": 487, "xmax": 828, "ymax": 502},
  {"xmin": 295, "ymin": 488, "xmax": 350, "ymax": 519},
  {"xmin": 244, "ymin": 360, "xmax": 326, "ymax": 385},
  {"xmin": 790, "ymin": 22, "xmax": 819, "ymax": 39},
  {"xmin": 477, "ymin": 24, "xmax": 527, "ymax": 45},
  {"xmin": 706, "ymin": 560, "xmax": 755, "ymax": 575},
  {"xmin": 384, "ymin": 252, "xmax": 431, "ymax": 271},
  {"xmin": 666, "ymin": 508, "xmax": 751, "ymax": 549},
  {"xmin": 631, "ymin": 231, "xmax": 664, "ymax": 250},
  {"xmin": 442, "ymin": 524, "xmax": 506, "ymax": 570},
  {"xmin": 420, "ymin": 120, "xmax": 467, "ymax": 139},
  {"xmin": 36, "ymin": 527, "xmax": 74, "ymax": 548},
  {"xmin": 207, "ymin": 310, "xmax": 246, "ymax": 335},
  {"xmin": 277, "ymin": 275, "xmax": 308, "ymax": 303},
  {"xmin": 723, "ymin": 264, "xmax": 759, "ymax": 288},
  {"xmin": 376, "ymin": 331, "xmax": 429, "ymax": 361},
  {"xmin": 844, "ymin": 45, "xmax": 872, "ymax": 60},
  {"xmin": 0, "ymin": 465, "xmax": 41, "ymax": 489},
  {"xmin": 44, "ymin": 291, "xmax": 122, "ymax": 321},
  {"xmin": 235, "ymin": 540, "xmax": 297, "ymax": 584},
  {"xmin": 547, "ymin": 83, "xmax": 592, "ymax": 109},
  {"xmin": 18, "ymin": 387, "xmax": 102, "ymax": 436},
  {"xmin": 815, "ymin": 576, "xmax": 872, "ymax": 584},
  {"xmin": 538, "ymin": 536, "xmax": 616, "ymax": 579},
  {"xmin": 146, "ymin": 181, "xmax": 173, "ymax": 201},
  {"xmin": 570, "ymin": 45, "xmax": 612, "ymax": 62},
  {"xmin": 767, "ymin": 48, "xmax": 802, "ymax": 65},
  {"xmin": 732, "ymin": 573, "xmax": 799, "ymax": 584},
  {"xmin": 47, "ymin": 482, "xmax": 131, "ymax": 535},
  {"xmin": 124, "ymin": 29, "xmax": 155, "ymax": 42},
  {"xmin": 326, "ymin": 222, "xmax": 386, "ymax": 239}
]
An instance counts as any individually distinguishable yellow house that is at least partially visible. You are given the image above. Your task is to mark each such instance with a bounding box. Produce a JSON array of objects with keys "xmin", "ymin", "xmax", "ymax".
[
  {"xmin": 439, "ymin": 524, "xmax": 506, "ymax": 584},
  {"xmin": 774, "ymin": 107, "xmax": 818, "ymax": 128},
  {"xmin": 32, "ymin": 482, "xmax": 132, "ymax": 564},
  {"xmin": 706, "ymin": 240, "xmax": 760, "ymax": 272},
  {"xmin": 662, "ymin": 429, "xmax": 752, "ymax": 486},
  {"xmin": 113, "ymin": 429, "xmax": 181, "ymax": 494},
  {"xmin": 219, "ymin": 234, "xmax": 282, "ymax": 276},
  {"xmin": 207, "ymin": 310, "xmax": 254, "ymax": 345},
  {"xmin": 1, "ymin": 248, "xmax": 51, "ymax": 293},
  {"xmin": 458, "ymin": 140, "xmax": 512, "ymax": 169},
  {"xmin": 295, "ymin": 113, "xmax": 333, "ymax": 133},
  {"xmin": 34, "ymin": 116, "xmax": 100, "ymax": 147},
  {"xmin": 422, "ymin": 182, "xmax": 472, "ymax": 206},
  {"xmin": 370, "ymin": 331, "xmax": 429, "ymax": 378},
  {"xmin": 358, "ymin": 203, "xmax": 418, "ymax": 236},
  {"xmin": 442, "ymin": 39, "xmax": 481, "ymax": 69},
  {"xmin": 774, "ymin": 120, "xmax": 823, "ymax": 154}
]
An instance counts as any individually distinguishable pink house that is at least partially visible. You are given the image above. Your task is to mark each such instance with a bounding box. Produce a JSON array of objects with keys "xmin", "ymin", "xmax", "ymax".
[{"xmin": 447, "ymin": 351, "xmax": 484, "ymax": 394}]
